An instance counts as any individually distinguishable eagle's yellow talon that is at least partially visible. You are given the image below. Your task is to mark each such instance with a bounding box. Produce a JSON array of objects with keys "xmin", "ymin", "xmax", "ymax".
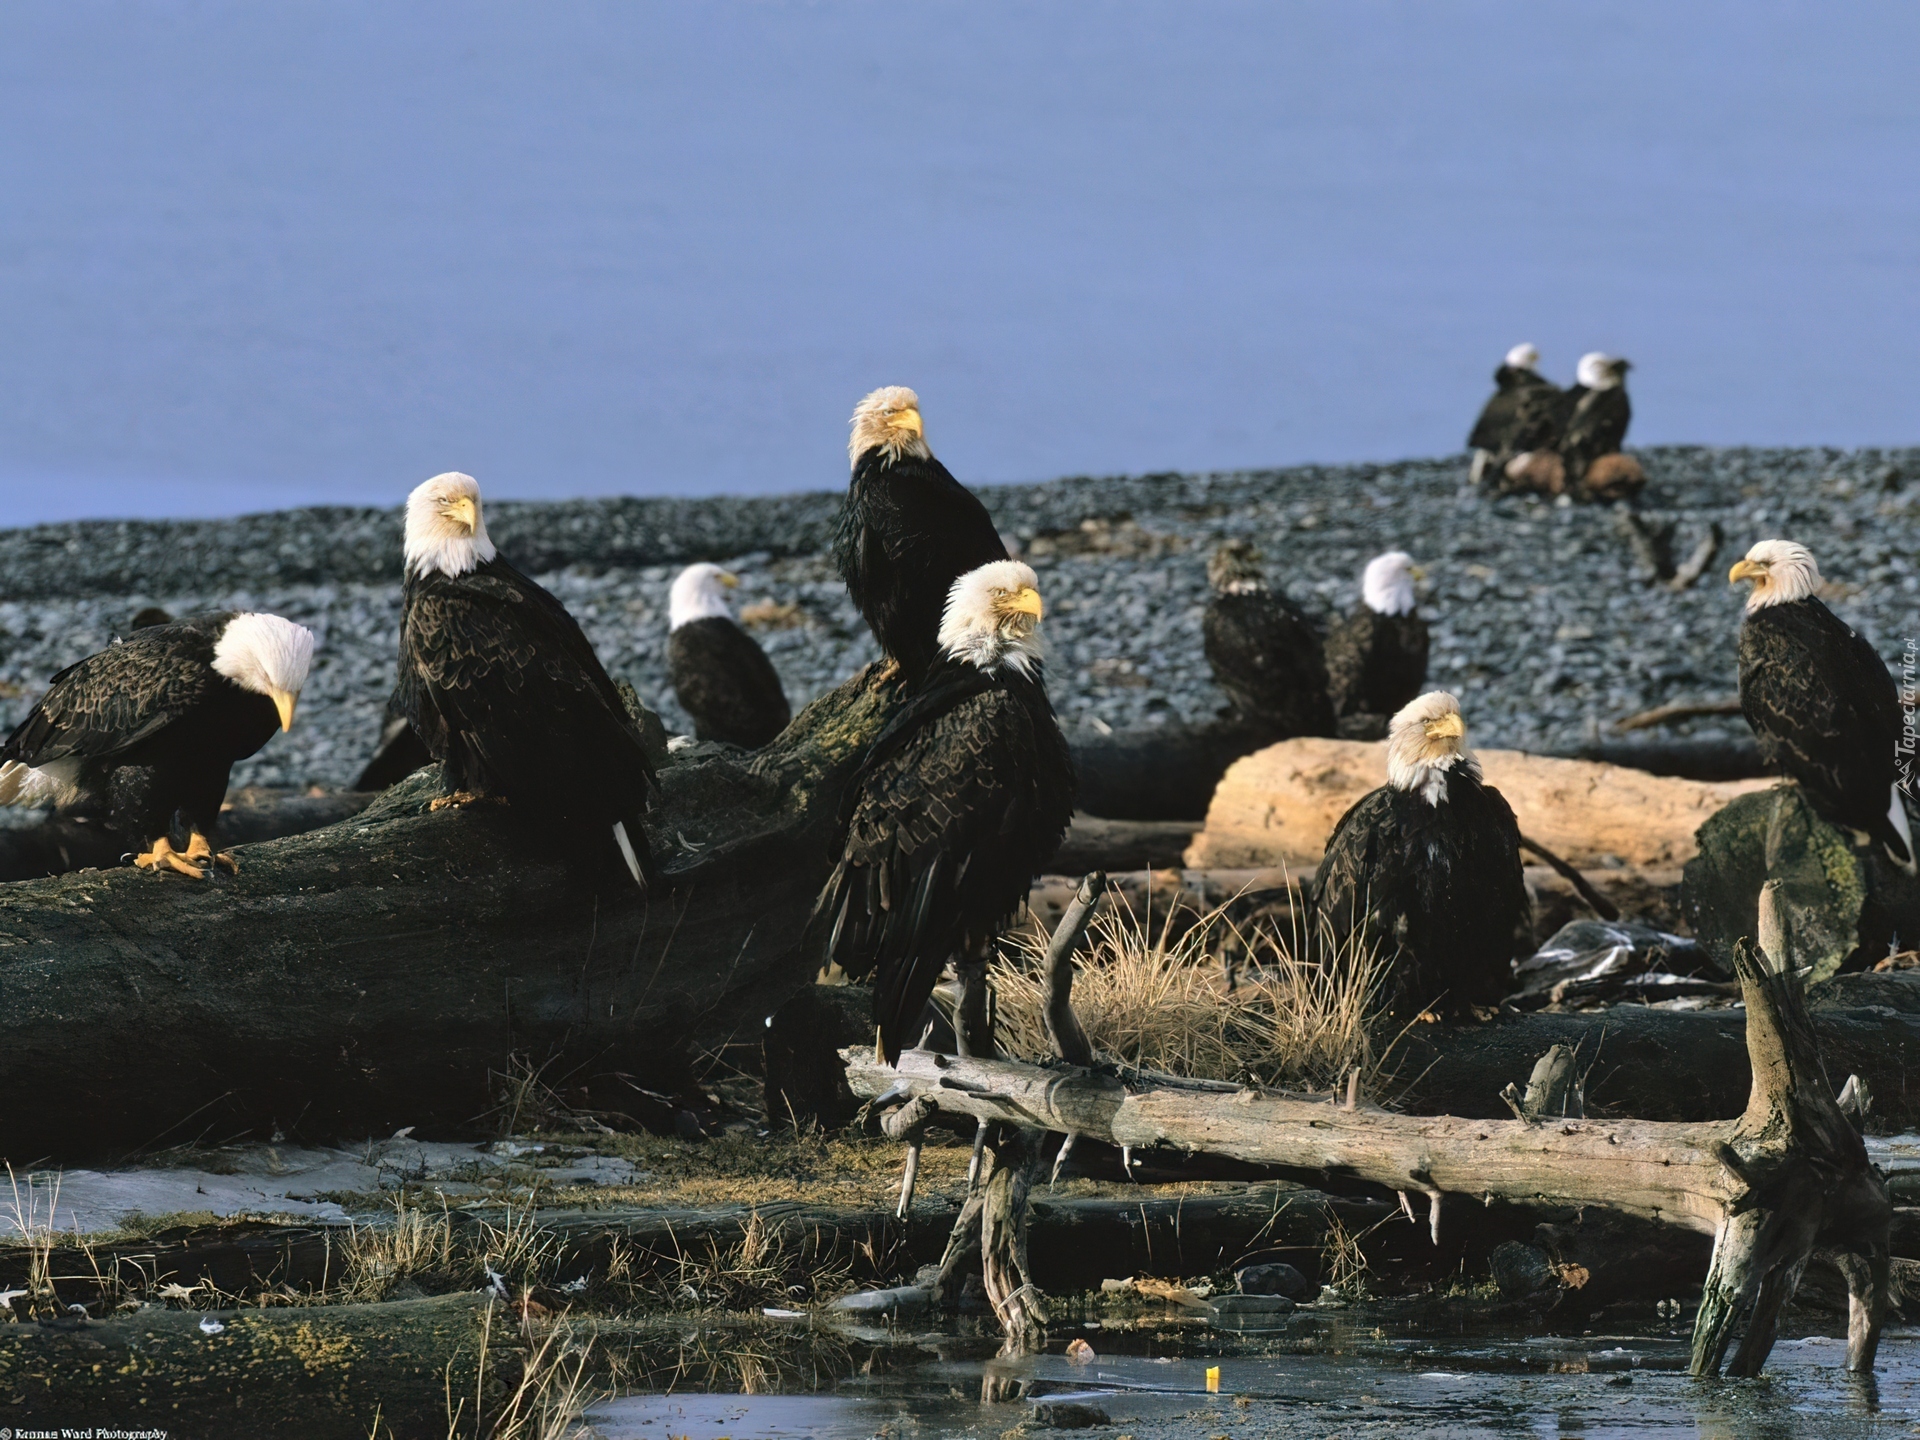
[
  {"xmin": 133, "ymin": 837, "xmax": 206, "ymax": 879},
  {"xmin": 183, "ymin": 833, "xmax": 239, "ymax": 874}
]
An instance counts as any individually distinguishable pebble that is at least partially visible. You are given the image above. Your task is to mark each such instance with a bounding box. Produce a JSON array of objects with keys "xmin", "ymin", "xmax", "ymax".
[{"xmin": 0, "ymin": 445, "xmax": 1912, "ymax": 794}]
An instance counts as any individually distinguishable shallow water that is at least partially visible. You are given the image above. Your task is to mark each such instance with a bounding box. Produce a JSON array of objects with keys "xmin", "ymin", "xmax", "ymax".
[{"xmin": 586, "ymin": 1316, "xmax": 1920, "ymax": 1439}]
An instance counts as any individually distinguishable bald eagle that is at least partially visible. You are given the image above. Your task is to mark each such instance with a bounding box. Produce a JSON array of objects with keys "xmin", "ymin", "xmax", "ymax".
[
  {"xmin": 1468, "ymin": 344, "xmax": 1567, "ymax": 488},
  {"xmin": 1203, "ymin": 540, "xmax": 1334, "ymax": 739},
  {"xmin": 1325, "ymin": 552, "xmax": 1430, "ymax": 741},
  {"xmin": 810, "ymin": 559, "xmax": 1075, "ymax": 1064},
  {"xmin": 667, "ymin": 563, "xmax": 791, "ymax": 749},
  {"xmin": 1309, "ymin": 692, "xmax": 1528, "ymax": 1016},
  {"xmin": 397, "ymin": 472, "xmax": 655, "ymax": 886},
  {"xmin": 831, "ymin": 387, "xmax": 1010, "ymax": 684},
  {"xmin": 1559, "ymin": 353, "xmax": 1639, "ymax": 497},
  {"xmin": 0, "ymin": 612, "xmax": 314, "ymax": 877},
  {"xmin": 1730, "ymin": 539, "xmax": 1915, "ymax": 872}
]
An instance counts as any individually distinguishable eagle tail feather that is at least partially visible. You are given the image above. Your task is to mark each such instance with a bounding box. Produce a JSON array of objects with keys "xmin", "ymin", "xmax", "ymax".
[
  {"xmin": 612, "ymin": 820, "xmax": 645, "ymax": 888},
  {"xmin": 1887, "ymin": 783, "xmax": 1916, "ymax": 875}
]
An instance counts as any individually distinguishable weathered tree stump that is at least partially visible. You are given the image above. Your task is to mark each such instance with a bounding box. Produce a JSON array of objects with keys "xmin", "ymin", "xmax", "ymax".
[
  {"xmin": 1684, "ymin": 783, "xmax": 1920, "ymax": 980},
  {"xmin": 845, "ymin": 885, "xmax": 1893, "ymax": 1376}
]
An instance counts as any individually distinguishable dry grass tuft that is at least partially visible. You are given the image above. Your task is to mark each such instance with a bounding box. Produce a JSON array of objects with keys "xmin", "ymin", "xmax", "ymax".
[
  {"xmin": 991, "ymin": 892, "xmax": 1389, "ymax": 1093},
  {"xmin": 3, "ymin": 1165, "xmax": 59, "ymax": 1319},
  {"xmin": 442, "ymin": 1303, "xmax": 599, "ymax": 1440}
]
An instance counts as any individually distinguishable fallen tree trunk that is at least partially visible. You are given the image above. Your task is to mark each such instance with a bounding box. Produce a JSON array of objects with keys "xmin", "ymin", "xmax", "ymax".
[
  {"xmin": 0, "ymin": 670, "xmax": 898, "ymax": 1162},
  {"xmin": 0, "ymin": 787, "xmax": 376, "ymax": 882},
  {"xmin": 846, "ymin": 886, "xmax": 1893, "ymax": 1377},
  {"xmin": 0, "ymin": 1292, "xmax": 492, "ymax": 1439},
  {"xmin": 1071, "ymin": 723, "xmax": 1769, "ymax": 823},
  {"xmin": 1186, "ymin": 736, "xmax": 1771, "ymax": 870},
  {"xmin": 1389, "ymin": 983, "xmax": 1920, "ymax": 1126}
]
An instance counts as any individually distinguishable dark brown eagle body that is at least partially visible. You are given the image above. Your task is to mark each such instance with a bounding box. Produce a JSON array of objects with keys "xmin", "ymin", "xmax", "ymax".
[
  {"xmin": 1738, "ymin": 596, "xmax": 1912, "ymax": 865},
  {"xmin": 668, "ymin": 616, "xmax": 791, "ymax": 748},
  {"xmin": 1325, "ymin": 608, "xmax": 1430, "ymax": 739},
  {"xmin": 1309, "ymin": 763, "xmax": 1528, "ymax": 1017},
  {"xmin": 811, "ymin": 658, "xmax": 1075, "ymax": 1063}
]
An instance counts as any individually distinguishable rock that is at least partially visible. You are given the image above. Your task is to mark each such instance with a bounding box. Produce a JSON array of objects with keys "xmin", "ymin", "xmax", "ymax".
[
  {"xmin": 1205, "ymin": 1294, "xmax": 1296, "ymax": 1330},
  {"xmin": 1233, "ymin": 1262, "xmax": 1314, "ymax": 1300},
  {"xmin": 1489, "ymin": 1241, "xmax": 1558, "ymax": 1299},
  {"xmin": 1185, "ymin": 737, "xmax": 1772, "ymax": 870},
  {"xmin": 1030, "ymin": 1400, "xmax": 1110, "ymax": 1429}
]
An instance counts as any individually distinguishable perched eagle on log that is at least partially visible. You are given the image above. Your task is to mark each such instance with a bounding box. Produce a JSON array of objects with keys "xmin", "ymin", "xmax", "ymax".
[
  {"xmin": 0, "ymin": 611, "xmax": 314, "ymax": 877},
  {"xmin": 396, "ymin": 472, "xmax": 656, "ymax": 886},
  {"xmin": 1203, "ymin": 539, "xmax": 1334, "ymax": 739},
  {"xmin": 1467, "ymin": 344, "xmax": 1567, "ymax": 489},
  {"xmin": 1324, "ymin": 551, "xmax": 1430, "ymax": 741},
  {"xmin": 667, "ymin": 563, "xmax": 791, "ymax": 749},
  {"xmin": 1309, "ymin": 691, "xmax": 1528, "ymax": 1016},
  {"xmin": 810, "ymin": 559, "xmax": 1076, "ymax": 1064},
  {"xmin": 1730, "ymin": 539, "xmax": 1915, "ymax": 872},
  {"xmin": 832, "ymin": 386, "xmax": 1010, "ymax": 684},
  {"xmin": 1560, "ymin": 353, "xmax": 1644, "ymax": 500}
]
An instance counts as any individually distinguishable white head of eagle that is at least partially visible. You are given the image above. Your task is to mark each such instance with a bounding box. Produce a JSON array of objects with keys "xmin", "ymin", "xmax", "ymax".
[
  {"xmin": 213, "ymin": 613, "xmax": 316, "ymax": 732},
  {"xmin": 1386, "ymin": 690, "xmax": 1478, "ymax": 805},
  {"xmin": 406, "ymin": 472, "xmax": 497, "ymax": 579},
  {"xmin": 1505, "ymin": 342, "xmax": 1540, "ymax": 371},
  {"xmin": 1362, "ymin": 551, "xmax": 1419, "ymax": 616},
  {"xmin": 939, "ymin": 560, "xmax": 1045, "ymax": 677},
  {"xmin": 1729, "ymin": 539, "xmax": 1820, "ymax": 612},
  {"xmin": 670, "ymin": 563, "xmax": 740, "ymax": 630},
  {"xmin": 1576, "ymin": 352, "xmax": 1630, "ymax": 390},
  {"xmin": 849, "ymin": 386, "xmax": 932, "ymax": 467}
]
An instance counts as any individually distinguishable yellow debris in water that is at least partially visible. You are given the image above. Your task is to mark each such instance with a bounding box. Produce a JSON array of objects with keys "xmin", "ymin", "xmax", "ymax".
[{"xmin": 1206, "ymin": 1365, "xmax": 1221, "ymax": 1393}]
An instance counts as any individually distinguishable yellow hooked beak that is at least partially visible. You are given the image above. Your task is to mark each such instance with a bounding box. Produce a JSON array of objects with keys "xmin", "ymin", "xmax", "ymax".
[
  {"xmin": 1424, "ymin": 711, "xmax": 1465, "ymax": 741},
  {"xmin": 271, "ymin": 690, "xmax": 298, "ymax": 732},
  {"xmin": 887, "ymin": 408, "xmax": 924, "ymax": 438},
  {"xmin": 719, "ymin": 571, "xmax": 740, "ymax": 589},
  {"xmin": 1000, "ymin": 585, "xmax": 1044, "ymax": 620},
  {"xmin": 1728, "ymin": 559, "xmax": 1765, "ymax": 584},
  {"xmin": 1410, "ymin": 565, "xmax": 1429, "ymax": 582},
  {"xmin": 441, "ymin": 495, "xmax": 479, "ymax": 534}
]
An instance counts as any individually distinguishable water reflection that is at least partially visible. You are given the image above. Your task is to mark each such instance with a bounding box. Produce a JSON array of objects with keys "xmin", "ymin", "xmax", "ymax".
[{"xmin": 585, "ymin": 1310, "xmax": 1920, "ymax": 1439}]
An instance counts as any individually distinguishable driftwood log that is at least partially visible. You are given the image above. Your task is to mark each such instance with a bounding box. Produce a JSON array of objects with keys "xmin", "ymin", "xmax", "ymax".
[
  {"xmin": 0, "ymin": 787, "xmax": 376, "ymax": 882},
  {"xmin": 0, "ymin": 670, "xmax": 900, "ymax": 1162},
  {"xmin": 778, "ymin": 969, "xmax": 1920, "ymax": 1132},
  {"xmin": 1186, "ymin": 736, "xmax": 1770, "ymax": 870},
  {"xmin": 1073, "ymin": 722, "xmax": 1767, "ymax": 822},
  {"xmin": 847, "ymin": 884, "xmax": 1893, "ymax": 1376}
]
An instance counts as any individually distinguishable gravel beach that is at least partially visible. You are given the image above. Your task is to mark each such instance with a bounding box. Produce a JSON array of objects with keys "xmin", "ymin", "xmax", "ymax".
[{"xmin": 0, "ymin": 445, "xmax": 1913, "ymax": 793}]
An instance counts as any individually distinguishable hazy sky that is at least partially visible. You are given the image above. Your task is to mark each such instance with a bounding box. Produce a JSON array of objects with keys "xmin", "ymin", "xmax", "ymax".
[{"xmin": 2, "ymin": 1, "xmax": 1917, "ymax": 521}]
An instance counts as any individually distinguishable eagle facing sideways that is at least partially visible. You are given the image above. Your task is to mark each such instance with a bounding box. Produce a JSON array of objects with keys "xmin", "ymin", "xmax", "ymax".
[
  {"xmin": 0, "ymin": 612, "xmax": 315, "ymax": 877},
  {"xmin": 1203, "ymin": 539, "xmax": 1334, "ymax": 739},
  {"xmin": 1467, "ymin": 343, "xmax": 1567, "ymax": 490},
  {"xmin": 1308, "ymin": 691, "xmax": 1528, "ymax": 1017},
  {"xmin": 667, "ymin": 563, "xmax": 792, "ymax": 749},
  {"xmin": 1560, "ymin": 353, "xmax": 1645, "ymax": 500},
  {"xmin": 809, "ymin": 559, "xmax": 1076, "ymax": 1065},
  {"xmin": 397, "ymin": 472, "xmax": 656, "ymax": 886},
  {"xmin": 1324, "ymin": 551, "xmax": 1430, "ymax": 741},
  {"xmin": 832, "ymin": 387, "xmax": 1010, "ymax": 685},
  {"xmin": 1730, "ymin": 539, "xmax": 1915, "ymax": 872}
]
